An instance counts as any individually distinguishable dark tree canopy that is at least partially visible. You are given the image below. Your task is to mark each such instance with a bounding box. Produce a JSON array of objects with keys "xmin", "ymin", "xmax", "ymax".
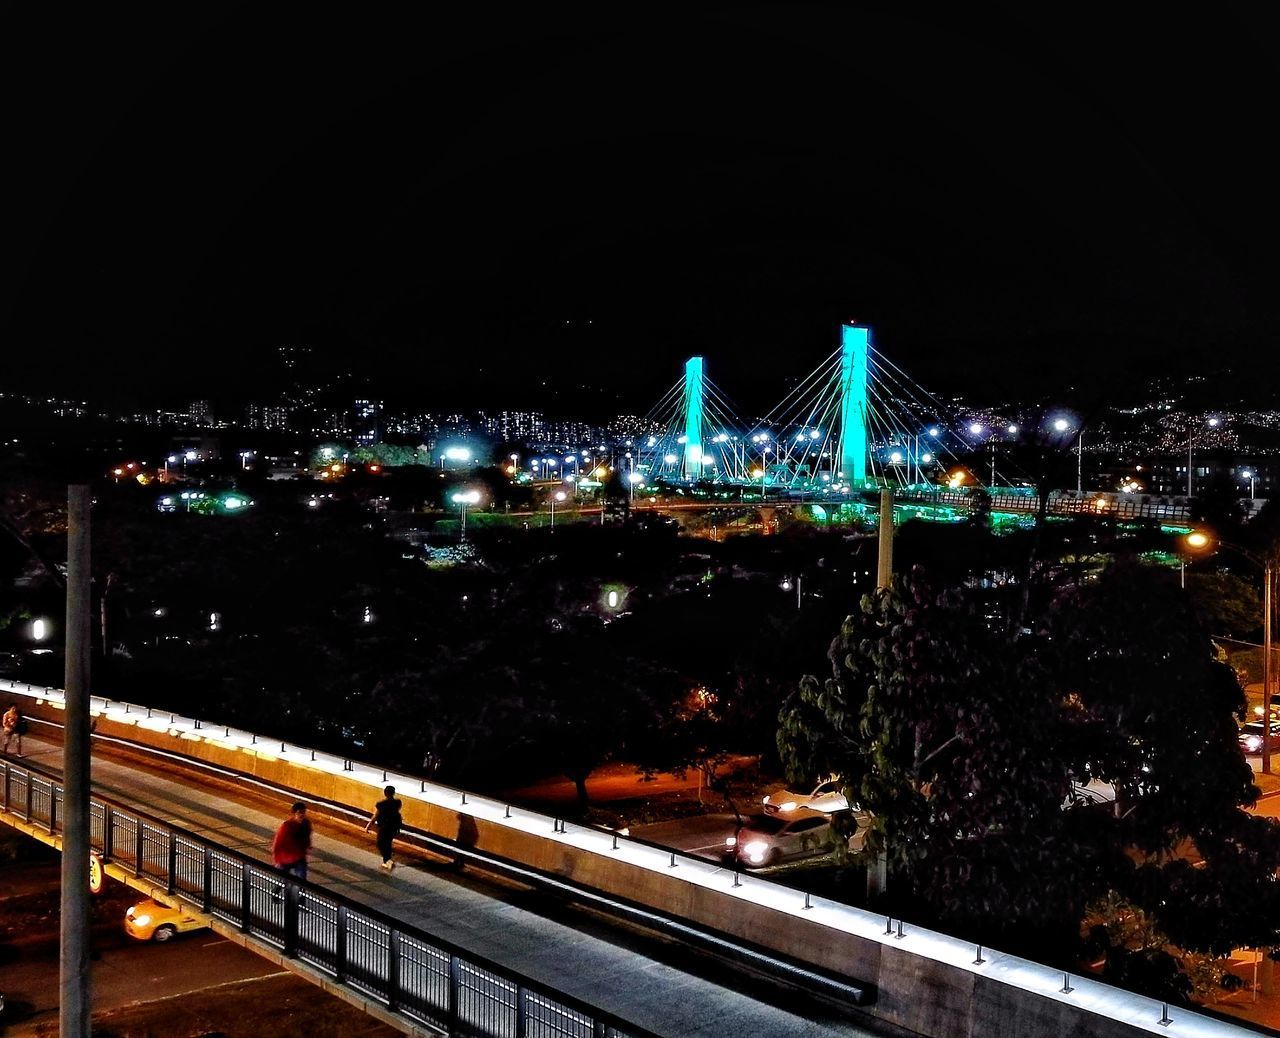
[{"xmin": 780, "ymin": 560, "xmax": 1280, "ymax": 984}]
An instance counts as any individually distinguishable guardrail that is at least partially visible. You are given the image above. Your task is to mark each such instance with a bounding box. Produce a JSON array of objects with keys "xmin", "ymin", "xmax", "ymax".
[{"xmin": 0, "ymin": 757, "xmax": 658, "ymax": 1038}]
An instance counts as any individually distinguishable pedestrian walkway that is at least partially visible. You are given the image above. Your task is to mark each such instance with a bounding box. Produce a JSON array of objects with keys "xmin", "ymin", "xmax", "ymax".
[{"xmin": 7, "ymin": 735, "xmax": 891, "ymax": 1038}]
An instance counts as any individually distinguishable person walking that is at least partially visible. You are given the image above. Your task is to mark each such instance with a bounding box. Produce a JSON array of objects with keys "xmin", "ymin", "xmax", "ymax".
[
  {"xmin": 2, "ymin": 704, "xmax": 26, "ymax": 757},
  {"xmin": 272, "ymin": 801, "xmax": 312, "ymax": 881},
  {"xmin": 364, "ymin": 785, "xmax": 402, "ymax": 871}
]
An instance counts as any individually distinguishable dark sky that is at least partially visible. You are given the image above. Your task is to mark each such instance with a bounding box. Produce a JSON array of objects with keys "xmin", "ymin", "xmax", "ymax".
[{"xmin": 4, "ymin": 5, "xmax": 1277, "ymax": 416}]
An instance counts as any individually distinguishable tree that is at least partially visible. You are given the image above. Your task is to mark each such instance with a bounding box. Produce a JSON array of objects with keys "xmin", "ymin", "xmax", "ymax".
[
  {"xmin": 779, "ymin": 566, "xmax": 1087, "ymax": 952},
  {"xmin": 780, "ymin": 559, "xmax": 1280, "ymax": 985},
  {"xmin": 1185, "ymin": 573, "xmax": 1263, "ymax": 638}
]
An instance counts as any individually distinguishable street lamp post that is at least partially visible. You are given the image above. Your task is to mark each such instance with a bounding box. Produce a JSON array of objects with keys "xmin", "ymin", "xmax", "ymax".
[
  {"xmin": 451, "ymin": 490, "xmax": 481, "ymax": 541},
  {"xmin": 1243, "ymin": 469, "xmax": 1257, "ymax": 500},
  {"xmin": 550, "ymin": 489, "xmax": 566, "ymax": 528},
  {"xmin": 1186, "ymin": 531, "xmax": 1275, "ymax": 774},
  {"xmin": 1077, "ymin": 431, "xmax": 1084, "ymax": 494}
]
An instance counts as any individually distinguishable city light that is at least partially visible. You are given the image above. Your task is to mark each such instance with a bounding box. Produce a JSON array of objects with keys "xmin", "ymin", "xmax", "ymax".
[
  {"xmin": 1053, "ymin": 418, "xmax": 1069, "ymax": 432},
  {"xmin": 444, "ymin": 446, "xmax": 471, "ymax": 461},
  {"xmin": 32, "ymin": 618, "xmax": 48, "ymax": 641}
]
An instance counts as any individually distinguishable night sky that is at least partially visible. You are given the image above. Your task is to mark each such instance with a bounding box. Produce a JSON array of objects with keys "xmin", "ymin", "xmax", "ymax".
[{"xmin": 5, "ymin": 5, "xmax": 1278, "ymax": 416}]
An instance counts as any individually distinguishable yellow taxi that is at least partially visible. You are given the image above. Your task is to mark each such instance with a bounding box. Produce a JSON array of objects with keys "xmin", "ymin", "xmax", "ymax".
[{"xmin": 124, "ymin": 897, "xmax": 209, "ymax": 942}]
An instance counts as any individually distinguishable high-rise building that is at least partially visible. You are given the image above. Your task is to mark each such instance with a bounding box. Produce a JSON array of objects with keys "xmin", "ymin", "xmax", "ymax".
[
  {"xmin": 246, "ymin": 402, "xmax": 290, "ymax": 431},
  {"xmin": 353, "ymin": 399, "xmax": 382, "ymax": 445}
]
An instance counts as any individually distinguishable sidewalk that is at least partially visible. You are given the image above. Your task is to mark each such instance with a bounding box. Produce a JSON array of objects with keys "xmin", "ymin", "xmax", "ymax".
[
  {"xmin": 1208, "ymin": 953, "xmax": 1280, "ymax": 1033},
  {"xmin": 497, "ymin": 755, "xmax": 761, "ymax": 811}
]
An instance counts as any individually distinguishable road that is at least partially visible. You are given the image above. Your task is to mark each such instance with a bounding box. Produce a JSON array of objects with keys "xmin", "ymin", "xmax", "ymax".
[{"xmin": 0, "ymin": 860, "xmax": 378, "ymax": 1037}]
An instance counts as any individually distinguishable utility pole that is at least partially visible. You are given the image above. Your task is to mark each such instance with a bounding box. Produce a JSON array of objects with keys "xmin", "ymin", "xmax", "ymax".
[
  {"xmin": 868, "ymin": 488, "xmax": 894, "ymax": 902},
  {"xmin": 876, "ymin": 488, "xmax": 894, "ymax": 589},
  {"xmin": 61, "ymin": 485, "xmax": 92, "ymax": 1038},
  {"xmin": 1265, "ymin": 559, "xmax": 1274, "ymax": 776}
]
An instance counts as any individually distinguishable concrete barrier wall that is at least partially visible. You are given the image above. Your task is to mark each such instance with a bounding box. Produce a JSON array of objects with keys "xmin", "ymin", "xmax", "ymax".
[{"xmin": 8, "ymin": 687, "xmax": 1252, "ymax": 1038}]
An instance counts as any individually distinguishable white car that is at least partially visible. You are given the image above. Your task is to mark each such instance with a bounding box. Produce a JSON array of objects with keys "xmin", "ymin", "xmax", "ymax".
[
  {"xmin": 762, "ymin": 778, "xmax": 850, "ymax": 815},
  {"xmin": 1064, "ymin": 778, "xmax": 1116, "ymax": 808},
  {"xmin": 725, "ymin": 809, "xmax": 851, "ymax": 868}
]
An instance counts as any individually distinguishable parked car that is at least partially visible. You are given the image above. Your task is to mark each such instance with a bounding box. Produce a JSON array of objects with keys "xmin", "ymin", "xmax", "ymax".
[
  {"xmin": 762, "ymin": 777, "xmax": 850, "ymax": 815},
  {"xmin": 725, "ymin": 809, "xmax": 851, "ymax": 868},
  {"xmin": 1239, "ymin": 720, "xmax": 1280, "ymax": 755},
  {"xmin": 124, "ymin": 898, "xmax": 208, "ymax": 942}
]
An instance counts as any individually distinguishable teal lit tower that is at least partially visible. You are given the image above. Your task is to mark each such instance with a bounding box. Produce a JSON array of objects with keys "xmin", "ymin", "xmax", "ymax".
[
  {"xmin": 682, "ymin": 356, "xmax": 705, "ymax": 480},
  {"xmin": 838, "ymin": 325, "xmax": 868, "ymax": 485}
]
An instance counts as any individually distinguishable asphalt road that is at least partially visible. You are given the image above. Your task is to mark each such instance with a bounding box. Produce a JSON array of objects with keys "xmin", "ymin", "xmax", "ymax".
[{"xmin": 0, "ymin": 863, "xmax": 284, "ymax": 1036}]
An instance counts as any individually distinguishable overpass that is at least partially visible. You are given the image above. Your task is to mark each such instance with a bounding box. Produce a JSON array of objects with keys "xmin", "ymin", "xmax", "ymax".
[
  {"xmin": 0, "ymin": 680, "xmax": 1255, "ymax": 1038},
  {"xmin": 563, "ymin": 486, "xmax": 1194, "ymax": 528}
]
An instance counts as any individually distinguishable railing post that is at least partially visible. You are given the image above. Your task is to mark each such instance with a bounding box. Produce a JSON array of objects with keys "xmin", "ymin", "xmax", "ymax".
[
  {"xmin": 48, "ymin": 783, "xmax": 57, "ymax": 836},
  {"xmin": 448, "ymin": 954, "xmax": 461, "ymax": 1032},
  {"xmin": 515, "ymin": 983, "xmax": 527, "ymax": 1037},
  {"xmin": 202, "ymin": 845, "xmax": 213, "ymax": 913},
  {"xmin": 103, "ymin": 805, "xmax": 114, "ymax": 860},
  {"xmin": 283, "ymin": 881, "xmax": 299, "ymax": 958},
  {"xmin": 167, "ymin": 830, "xmax": 177, "ymax": 894},
  {"xmin": 2, "ymin": 762, "xmax": 9, "ymax": 813},
  {"xmin": 25, "ymin": 772, "xmax": 33, "ymax": 823},
  {"xmin": 387, "ymin": 929, "xmax": 401, "ymax": 1012},
  {"xmin": 134, "ymin": 816, "xmax": 144, "ymax": 878},
  {"xmin": 240, "ymin": 862, "xmax": 252, "ymax": 933},
  {"xmin": 335, "ymin": 904, "xmax": 348, "ymax": 984}
]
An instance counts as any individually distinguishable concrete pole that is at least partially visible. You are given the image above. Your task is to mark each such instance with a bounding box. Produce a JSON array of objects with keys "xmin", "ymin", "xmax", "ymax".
[
  {"xmin": 61, "ymin": 485, "xmax": 92, "ymax": 1038},
  {"xmin": 876, "ymin": 488, "xmax": 894, "ymax": 589},
  {"xmin": 869, "ymin": 487, "xmax": 894, "ymax": 900},
  {"xmin": 1264, "ymin": 561, "xmax": 1273, "ymax": 776}
]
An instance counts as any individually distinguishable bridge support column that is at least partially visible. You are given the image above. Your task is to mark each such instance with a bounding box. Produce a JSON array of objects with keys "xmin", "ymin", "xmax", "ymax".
[
  {"xmin": 839, "ymin": 325, "xmax": 868, "ymax": 486},
  {"xmin": 682, "ymin": 356, "xmax": 705, "ymax": 480}
]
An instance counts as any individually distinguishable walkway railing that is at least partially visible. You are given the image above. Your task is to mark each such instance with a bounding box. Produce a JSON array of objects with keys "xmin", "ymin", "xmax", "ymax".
[{"xmin": 0, "ymin": 757, "xmax": 657, "ymax": 1038}]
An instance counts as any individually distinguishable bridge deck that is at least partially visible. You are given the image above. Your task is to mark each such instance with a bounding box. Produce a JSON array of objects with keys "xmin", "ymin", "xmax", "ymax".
[{"xmin": 9, "ymin": 734, "xmax": 895, "ymax": 1038}]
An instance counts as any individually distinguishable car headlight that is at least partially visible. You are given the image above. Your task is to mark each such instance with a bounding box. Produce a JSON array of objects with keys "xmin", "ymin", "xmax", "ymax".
[
  {"xmin": 778, "ymin": 801, "xmax": 797, "ymax": 812},
  {"xmin": 1247, "ymin": 736, "xmax": 1263, "ymax": 752},
  {"xmin": 130, "ymin": 913, "xmax": 151, "ymax": 927},
  {"xmin": 743, "ymin": 840, "xmax": 769, "ymax": 863},
  {"xmin": 724, "ymin": 836, "xmax": 737, "ymax": 847}
]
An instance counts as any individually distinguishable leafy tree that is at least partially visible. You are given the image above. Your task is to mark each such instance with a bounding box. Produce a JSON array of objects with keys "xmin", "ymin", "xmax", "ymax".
[
  {"xmin": 780, "ymin": 567, "xmax": 1088, "ymax": 950},
  {"xmin": 1185, "ymin": 573, "xmax": 1263, "ymax": 638},
  {"xmin": 781, "ymin": 559, "xmax": 1280, "ymax": 982}
]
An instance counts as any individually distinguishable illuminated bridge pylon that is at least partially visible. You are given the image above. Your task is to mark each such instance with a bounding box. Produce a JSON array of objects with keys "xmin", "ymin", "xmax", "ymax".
[
  {"xmin": 682, "ymin": 356, "xmax": 705, "ymax": 480},
  {"xmin": 838, "ymin": 324, "xmax": 869, "ymax": 486}
]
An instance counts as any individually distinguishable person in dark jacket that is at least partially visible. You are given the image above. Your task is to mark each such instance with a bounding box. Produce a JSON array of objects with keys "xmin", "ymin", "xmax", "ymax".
[{"xmin": 364, "ymin": 785, "xmax": 402, "ymax": 871}]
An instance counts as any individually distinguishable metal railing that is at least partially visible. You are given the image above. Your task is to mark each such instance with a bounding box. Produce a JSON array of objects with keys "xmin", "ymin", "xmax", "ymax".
[
  {"xmin": 894, "ymin": 488, "xmax": 1193, "ymax": 522},
  {"xmin": 0, "ymin": 758, "xmax": 656, "ymax": 1038}
]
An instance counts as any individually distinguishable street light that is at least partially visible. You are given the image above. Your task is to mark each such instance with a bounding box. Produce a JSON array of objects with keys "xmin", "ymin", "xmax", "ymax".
[
  {"xmin": 450, "ymin": 489, "xmax": 481, "ymax": 540},
  {"xmin": 1242, "ymin": 470, "xmax": 1257, "ymax": 500},
  {"xmin": 1188, "ymin": 417, "xmax": 1221, "ymax": 497},
  {"xmin": 550, "ymin": 489, "xmax": 566, "ymax": 528},
  {"xmin": 1185, "ymin": 531, "xmax": 1275, "ymax": 774}
]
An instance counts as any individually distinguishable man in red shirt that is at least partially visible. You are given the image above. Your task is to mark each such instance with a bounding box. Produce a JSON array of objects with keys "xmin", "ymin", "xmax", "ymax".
[{"xmin": 272, "ymin": 802, "xmax": 312, "ymax": 880}]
